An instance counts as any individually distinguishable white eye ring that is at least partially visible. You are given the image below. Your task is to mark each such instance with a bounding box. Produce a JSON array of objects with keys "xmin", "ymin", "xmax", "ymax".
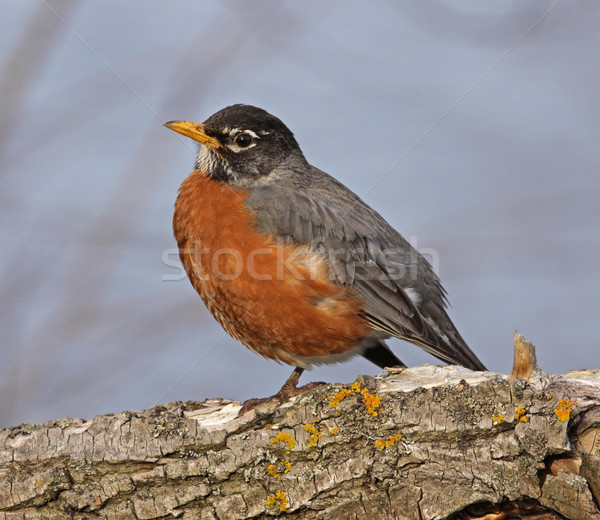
[{"xmin": 228, "ymin": 129, "xmax": 259, "ymax": 152}]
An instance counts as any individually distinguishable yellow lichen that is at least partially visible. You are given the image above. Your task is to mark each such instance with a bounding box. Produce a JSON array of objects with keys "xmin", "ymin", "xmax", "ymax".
[
  {"xmin": 267, "ymin": 464, "xmax": 281, "ymax": 478},
  {"xmin": 266, "ymin": 490, "xmax": 288, "ymax": 512},
  {"xmin": 329, "ymin": 381, "xmax": 382, "ymax": 415},
  {"xmin": 270, "ymin": 432, "xmax": 296, "ymax": 451},
  {"xmin": 515, "ymin": 406, "xmax": 528, "ymax": 422},
  {"xmin": 329, "ymin": 387, "xmax": 355, "ymax": 408},
  {"xmin": 304, "ymin": 423, "xmax": 321, "ymax": 447},
  {"xmin": 375, "ymin": 433, "xmax": 403, "ymax": 450},
  {"xmin": 492, "ymin": 413, "xmax": 505, "ymax": 424},
  {"xmin": 554, "ymin": 399, "xmax": 576, "ymax": 422},
  {"xmin": 360, "ymin": 387, "xmax": 382, "ymax": 416},
  {"xmin": 267, "ymin": 459, "xmax": 292, "ymax": 479},
  {"xmin": 330, "ymin": 428, "xmax": 339, "ymax": 435}
]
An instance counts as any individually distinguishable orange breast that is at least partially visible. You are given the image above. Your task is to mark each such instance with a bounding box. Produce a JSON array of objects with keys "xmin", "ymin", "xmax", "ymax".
[{"xmin": 173, "ymin": 171, "xmax": 370, "ymax": 367}]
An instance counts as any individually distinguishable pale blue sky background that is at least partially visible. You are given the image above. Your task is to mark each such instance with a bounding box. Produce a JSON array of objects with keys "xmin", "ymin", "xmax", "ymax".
[{"xmin": 1, "ymin": 0, "xmax": 599, "ymax": 427}]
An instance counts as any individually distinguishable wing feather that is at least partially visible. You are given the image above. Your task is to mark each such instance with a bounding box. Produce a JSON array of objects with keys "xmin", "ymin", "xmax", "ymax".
[{"xmin": 244, "ymin": 168, "xmax": 486, "ymax": 371}]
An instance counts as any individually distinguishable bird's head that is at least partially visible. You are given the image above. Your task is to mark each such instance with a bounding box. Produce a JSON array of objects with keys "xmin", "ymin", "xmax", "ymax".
[{"xmin": 165, "ymin": 104, "xmax": 306, "ymax": 184}]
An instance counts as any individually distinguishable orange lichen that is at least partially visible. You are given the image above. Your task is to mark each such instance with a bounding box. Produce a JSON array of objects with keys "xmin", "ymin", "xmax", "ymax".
[
  {"xmin": 329, "ymin": 387, "xmax": 355, "ymax": 408},
  {"xmin": 270, "ymin": 432, "xmax": 296, "ymax": 451},
  {"xmin": 554, "ymin": 399, "xmax": 576, "ymax": 422},
  {"xmin": 515, "ymin": 406, "xmax": 528, "ymax": 422},
  {"xmin": 329, "ymin": 381, "xmax": 381, "ymax": 416},
  {"xmin": 360, "ymin": 387, "xmax": 382, "ymax": 416},
  {"xmin": 330, "ymin": 428, "xmax": 339, "ymax": 435},
  {"xmin": 492, "ymin": 413, "xmax": 505, "ymax": 424},
  {"xmin": 304, "ymin": 423, "xmax": 321, "ymax": 447},
  {"xmin": 267, "ymin": 464, "xmax": 281, "ymax": 479},
  {"xmin": 266, "ymin": 490, "xmax": 288, "ymax": 512},
  {"xmin": 375, "ymin": 433, "xmax": 403, "ymax": 450},
  {"xmin": 267, "ymin": 459, "xmax": 292, "ymax": 479}
]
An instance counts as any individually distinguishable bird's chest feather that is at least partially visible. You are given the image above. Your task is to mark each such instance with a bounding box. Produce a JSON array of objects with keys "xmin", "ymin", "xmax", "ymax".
[
  {"xmin": 173, "ymin": 171, "xmax": 369, "ymax": 364},
  {"xmin": 173, "ymin": 172, "xmax": 274, "ymax": 289}
]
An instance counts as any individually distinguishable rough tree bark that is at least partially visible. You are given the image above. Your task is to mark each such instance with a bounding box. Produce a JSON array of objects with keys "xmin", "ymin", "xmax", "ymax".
[{"xmin": 1, "ymin": 334, "xmax": 599, "ymax": 520}]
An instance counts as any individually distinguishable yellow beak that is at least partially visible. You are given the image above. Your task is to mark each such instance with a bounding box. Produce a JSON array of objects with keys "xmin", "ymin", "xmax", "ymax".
[{"xmin": 164, "ymin": 120, "xmax": 221, "ymax": 150}]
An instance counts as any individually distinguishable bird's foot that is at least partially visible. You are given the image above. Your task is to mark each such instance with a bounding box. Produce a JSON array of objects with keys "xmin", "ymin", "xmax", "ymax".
[
  {"xmin": 238, "ymin": 382, "xmax": 323, "ymax": 415},
  {"xmin": 238, "ymin": 367, "xmax": 325, "ymax": 416}
]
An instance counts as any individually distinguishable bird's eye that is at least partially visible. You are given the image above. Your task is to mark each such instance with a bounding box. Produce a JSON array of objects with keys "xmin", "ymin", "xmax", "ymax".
[{"xmin": 234, "ymin": 132, "xmax": 253, "ymax": 148}]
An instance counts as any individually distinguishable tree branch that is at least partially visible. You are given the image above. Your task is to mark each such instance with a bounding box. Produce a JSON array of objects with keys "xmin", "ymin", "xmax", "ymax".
[{"xmin": 1, "ymin": 339, "xmax": 599, "ymax": 519}]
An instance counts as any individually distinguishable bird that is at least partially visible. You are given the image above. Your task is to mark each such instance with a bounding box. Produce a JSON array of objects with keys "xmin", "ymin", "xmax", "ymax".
[{"xmin": 165, "ymin": 104, "xmax": 486, "ymax": 410}]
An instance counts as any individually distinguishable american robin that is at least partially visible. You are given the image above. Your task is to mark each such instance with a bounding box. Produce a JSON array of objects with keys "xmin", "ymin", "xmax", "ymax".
[{"xmin": 165, "ymin": 104, "xmax": 486, "ymax": 408}]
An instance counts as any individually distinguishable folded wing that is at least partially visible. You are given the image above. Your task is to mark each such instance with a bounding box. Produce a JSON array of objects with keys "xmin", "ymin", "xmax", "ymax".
[{"xmin": 244, "ymin": 168, "xmax": 486, "ymax": 371}]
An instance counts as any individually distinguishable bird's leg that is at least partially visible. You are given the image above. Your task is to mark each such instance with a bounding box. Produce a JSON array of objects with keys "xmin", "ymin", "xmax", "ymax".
[
  {"xmin": 239, "ymin": 367, "xmax": 324, "ymax": 415},
  {"xmin": 278, "ymin": 366, "xmax": 305, "ymax": 396}
]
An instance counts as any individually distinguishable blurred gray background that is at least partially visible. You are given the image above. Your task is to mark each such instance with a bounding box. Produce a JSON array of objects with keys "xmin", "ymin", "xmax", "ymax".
[{"xmin": 1, "ymin": 1, "xmax": 598, "ymax": 428}]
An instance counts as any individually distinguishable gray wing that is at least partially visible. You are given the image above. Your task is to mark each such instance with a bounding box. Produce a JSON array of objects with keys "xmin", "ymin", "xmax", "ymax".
[{"xmin": 244, "ymin": 167, "xmax": 486, "ymax": 371}]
